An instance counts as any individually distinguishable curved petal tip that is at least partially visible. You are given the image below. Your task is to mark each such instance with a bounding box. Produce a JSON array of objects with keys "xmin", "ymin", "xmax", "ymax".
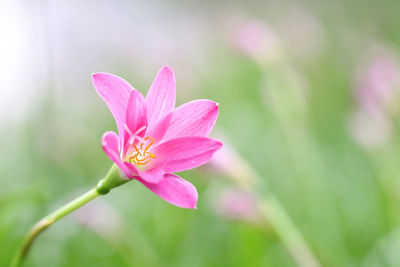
[
  {"xmin": 160, "ymin": 65, "xmax": 173, "ymax": 73},
  {"xmin": 141, "ymin": 174, "xmax": 198, "ymax": 209}
]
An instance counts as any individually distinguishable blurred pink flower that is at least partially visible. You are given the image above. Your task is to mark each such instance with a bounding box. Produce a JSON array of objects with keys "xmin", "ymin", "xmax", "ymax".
[
  {"xmin": 215, "ymin": 188, "xmax": 262, "ymax": 224},
  {"xmin": 209, "ymin": 137, "xmax": 257, "ymax": 187},
  {"xmin": 355, "ymin": 51, "xmax": 400, "ymax": 117},
  {"xmin": 231, "ymin": 19, "xmax": 282, "ymax": 62},
  {"xmin": 93, "ymin": 66, "xmax": 222, "ymax": 209},
  {"xmin": 350, "ymin": 48, "xmax": 400, "ymax": 148}
]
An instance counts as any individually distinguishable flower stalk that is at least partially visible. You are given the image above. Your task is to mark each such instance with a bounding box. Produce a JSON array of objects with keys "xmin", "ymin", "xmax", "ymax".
[
  {"xmin": 259, "ymin": 195, "xmax": 320, "ymax": 267},
  {"xmin": 211, "ymin": 140, "xmax": 320, "ymax": 266},
  {"xmin": 10, "ymin": 164, "xmax": 127, "ymax": 267}
]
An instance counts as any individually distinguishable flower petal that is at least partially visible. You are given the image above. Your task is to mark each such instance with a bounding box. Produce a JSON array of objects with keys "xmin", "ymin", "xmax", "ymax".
[
  {"xmin": 126, "ymin": 90, "xmax": 147, "ymax": 134},
  {"xmin": 153, "ymin": 137, "xmax": 223, "ymax": 173},
  {"xmin": 140, "ymin": 174, "xmax": 198, "ymax": 209},
  {"xmin": 162, "ymin": 100, "xmax": 219, "ymax": 141},
  {"xmin": 93, "ymin": 73, "xmax": 133, "ymax": 145},
  {"xmin": 123, "ymin": 161, "xmax": 140, "ymax": 178},
  {"xmin": 139, "ymin": 168, "xmax": 165, "ymax": 184},
  {"xmin": 145, "ymin": 113, "xmax": 172, "ymax": 143},
  {"xmin": 145, "ymin": 66, "xmax": 176, "ymax": 126},
  {"xmin": 101, "ymin": 131, "xmax": 132, "ymax": 179},
  {"xmin": 123, "ymin": 158, "xmax": 164, "ymax": 184},
  {"xmin": 124, "ymin": 90, "xmax": 147, "ymax": 151}
]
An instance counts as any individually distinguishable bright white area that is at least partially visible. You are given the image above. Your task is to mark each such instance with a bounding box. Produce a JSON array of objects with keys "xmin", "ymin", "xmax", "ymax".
[{"xmin": 0, "ymin": 2, "xmax": 39, "ymax": 124}]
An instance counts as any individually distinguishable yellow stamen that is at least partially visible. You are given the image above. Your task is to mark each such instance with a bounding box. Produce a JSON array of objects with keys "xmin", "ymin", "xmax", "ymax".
[{"xmin": 129, "ymin": 136, "xmax": 156, "ymax": 166}]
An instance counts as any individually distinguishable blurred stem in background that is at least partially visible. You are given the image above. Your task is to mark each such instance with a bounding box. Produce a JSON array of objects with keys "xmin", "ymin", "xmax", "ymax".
[
  {"xmin": 369, "ymin": 146, "xmax": 400, "ymax": 227},
  {"xmin": 258, "ymin": 55, "xmax": 352, "ymax": 263},
  {"xmin": 350, "ymin": 49, "xmax": 400, "ymax": 229},
  {"xmin": 259, "ymin": 195, "xmax": 320, "ymax": 267},
  {"xmin": 211, "ymin": 141, "xmax": 320, "ymax": 267},
  {"xmin": 219, "ymin": 23, "xmax": 352, "ymax": 264},
  {"xmin": 10, "ymin": 164, "xmax": 127, "ymax": 267}
]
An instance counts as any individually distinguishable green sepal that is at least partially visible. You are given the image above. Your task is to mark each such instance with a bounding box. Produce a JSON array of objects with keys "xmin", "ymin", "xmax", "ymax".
[{"xmin": 96, "ymin": 164, "xmax": 130, "ymax": 194}]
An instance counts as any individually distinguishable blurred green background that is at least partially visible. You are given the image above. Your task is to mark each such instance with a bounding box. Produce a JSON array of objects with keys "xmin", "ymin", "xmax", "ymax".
[{"xmin": 2, "ymin": 0, "xmax": 400, "ymax": 266}]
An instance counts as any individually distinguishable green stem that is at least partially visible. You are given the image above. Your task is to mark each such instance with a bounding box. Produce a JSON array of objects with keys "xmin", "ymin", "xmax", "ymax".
[
  {"xmin": 10, "ymin": 188, "xmax": 100, "ymax": 267},
  {"xmin": 10, "ymin": 164, "xmax": 127, "ymax": 267},
  {"xmin": 260, "ymin": 195, "xmax": 320, "ymax": 267}
]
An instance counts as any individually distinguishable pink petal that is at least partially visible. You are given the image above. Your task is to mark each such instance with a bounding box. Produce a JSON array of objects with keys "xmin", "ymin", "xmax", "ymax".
[
  {"xmin": 162, "ymin": 100, "xmax": 219, "ymax": 141},
  {"xmin": 139, "ymin": 168, "xmax": 165, "ymax": 184},
  {"xmin": 93, "ymin": 73, "xmax": 134, "ymax": 146},
  {"xmin": 153, "ymin": 137, "xmax": 223, "ymax": 173},
  {"xmin": 123, "ymin": 161, "xmax": 140, "ymax": 178},
  {"xmin": 145, "ymin": 66, "xmax": 176, "ymax": 126},
  {"xmin": 145, "ymin": 113, "xmax": 172, "ymax": 143},
  {"xmin": 123, "ymin": 158, "xmax": 164, "ymax": 184},
  {"xmin": 123, "ymin": 90, "xmax": 147, "ymax": 150},
  {"xmin": 140, "ymin": 174, "xmax": 198, "ymax": 209},
  {"xmin": 101, "ymin": 131, "xmax": 132, "ymax": 179}
]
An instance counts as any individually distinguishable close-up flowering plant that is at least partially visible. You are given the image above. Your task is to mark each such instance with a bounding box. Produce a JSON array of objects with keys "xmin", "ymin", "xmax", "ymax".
[
  {"xmin": 4, "ymin": 1, "xmax": 400, "ymax": 267},
  {"xmin": 10, "ymin": 66, "xmax": 222, "ymax": 266}
]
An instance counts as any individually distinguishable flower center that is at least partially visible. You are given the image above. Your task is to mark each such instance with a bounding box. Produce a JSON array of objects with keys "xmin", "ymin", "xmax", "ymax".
[{"xmin": 128, "ymin": 136, "xmax": 156, "ymax": 166}]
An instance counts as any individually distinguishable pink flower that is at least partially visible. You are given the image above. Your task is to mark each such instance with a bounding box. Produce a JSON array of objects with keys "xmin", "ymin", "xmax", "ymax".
[
  {"xmin": 92, "ymin": 66, "xmax": 222, "ymax": 209},
  {"xmin": 355, "ymin": 52, "xmax": 400, "ymax": 117},
  {"xmin": 231, "ymin": 19, "xmax": 281, "ymax": 62},
  {"xmin": 215, "ymin": 188, "xmax": 262, "ymax": 224}
]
